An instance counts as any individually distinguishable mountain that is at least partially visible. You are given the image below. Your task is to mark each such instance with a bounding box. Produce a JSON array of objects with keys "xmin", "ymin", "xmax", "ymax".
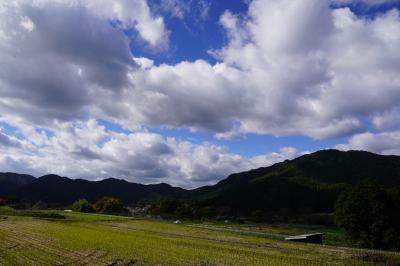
[
  {"xmin": 1, "ymin": 149, "xmax": 400, "ymax": 211},
  {"xmin": 0, "ymin": 172, "xmax": 35, "ymax": 195},
  {"xmin": 191, "ymin": 149, "xmax": 400, "ymax": 213},
  {"xmin": 0, "ymin": 174, "xmax": 186, "ymax": 205}
]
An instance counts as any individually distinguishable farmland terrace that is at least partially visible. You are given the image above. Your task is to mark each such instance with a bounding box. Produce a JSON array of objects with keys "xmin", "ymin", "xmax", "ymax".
[{"xmin": 0, "ymin": 208, "xmax": 399, "ymax": 265}]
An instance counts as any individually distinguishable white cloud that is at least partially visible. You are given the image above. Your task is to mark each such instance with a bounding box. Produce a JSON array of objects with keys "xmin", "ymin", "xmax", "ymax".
[
  {"xmin": 27, "ymin": 0, "xmax": 169, "ymax": 48},
  {"xmin": 158, "ymin": 0, "xmax": 189, "ymax": 19},
  {"xmin": 0, "ymin": 0, "xmax": 137, "ymax": 125},
  {"xmin": 20, "ymin": 16, "xmax": 35, "ymax": 31},
  {"xmin": 336, "ymin": 131, "xmax": 400, "ymax": 155},
  {"xmin": 250, "ymin": 147, "xmax": 301, "ymax": 168},
  {"xmin": 332, "ymin": 0, "xmax": 400, "ymax": 6},
  {"xmin": 157, "ymin": 0, "xmax": 211, "ymax": 21},
  {"xmin": 373, "ymin": 107, "xmax": 400, "ymax": 131}
]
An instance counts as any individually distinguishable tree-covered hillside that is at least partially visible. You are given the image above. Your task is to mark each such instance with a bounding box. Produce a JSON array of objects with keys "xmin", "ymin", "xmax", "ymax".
[{"xmin": 191, "ymin": 150, "xmax": 400, "ymax": 214}]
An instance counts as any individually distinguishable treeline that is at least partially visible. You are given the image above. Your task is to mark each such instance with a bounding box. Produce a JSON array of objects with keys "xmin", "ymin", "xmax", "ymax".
[
  {"xmin": 0, "ymin": 196, "xmax": 129, "ymax": 216},
  {"xmin": 148, "ymin": 198, "xmax": 217, "ymax": 220},
  {"xmin": 335, "ymin": 181, "xmax": 400, "ymax": 250}
]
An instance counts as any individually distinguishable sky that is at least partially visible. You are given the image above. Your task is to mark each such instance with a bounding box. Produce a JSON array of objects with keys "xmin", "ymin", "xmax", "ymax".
[{"xmin": 0, "ymin": 0, "xmax": 399, "ymax": 188}]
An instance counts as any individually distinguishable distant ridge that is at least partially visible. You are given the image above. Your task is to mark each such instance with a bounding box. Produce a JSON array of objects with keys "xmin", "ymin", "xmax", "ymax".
[
  {"xmin": 0, "ymin": 173, "xmax": 186, "ymax": 205},
  {"xmin": 1, "ymin": 149, "xmax": 400, "ymax": 211},
  {"xmin": 0, "ymin": 172, "xmax": 36, "ymax": 195}
]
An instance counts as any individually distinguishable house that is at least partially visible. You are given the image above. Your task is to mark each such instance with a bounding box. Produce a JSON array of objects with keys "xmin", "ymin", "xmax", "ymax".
[{"xmin": 285, "ymin": 233, "xmax": 324, "ymax": 244}]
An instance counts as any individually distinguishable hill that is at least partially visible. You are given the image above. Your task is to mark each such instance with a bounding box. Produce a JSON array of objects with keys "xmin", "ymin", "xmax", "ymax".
[
  {"xmin": 0, "ymin": 174, "xmax": 185, "ymax": 205},
  {"xmin": 191, "ymin": 149, "xmax": 400, "ymax": 213},
  {"xmin": 0, "ymin": 172, "xmax": 36, "ymax": 195}
]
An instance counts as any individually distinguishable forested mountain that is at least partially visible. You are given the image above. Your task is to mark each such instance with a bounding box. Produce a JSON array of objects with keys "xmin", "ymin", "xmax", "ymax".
[
  {"xmin": 0, "ymin": 174, "xmax": 185, "ymax": 205},
  {"xmin": 190, "ymin": 150, "xmax": 400, "ymax": 213}
]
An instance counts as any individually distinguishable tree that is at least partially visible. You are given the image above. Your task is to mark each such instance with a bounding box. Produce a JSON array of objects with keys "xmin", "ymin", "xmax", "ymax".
[
  {"xmin": 158, "ymin": 198, "xmax": 180, "ymax": 214},
  {"xmin": 94, "ymin": 197, "xmax": 127, "ymax": 215},
  {"xmin": 335, "ymin": 181, "xmax": 400, "ymax": 250},
  {"xmin": 174, "ymin": 203, "xmax": 193, "ymax": 219},
  {"xmin": 71, "ymin": 199, "xmax": 94, "ymax": 213},
  {"xmin": 197, "ymin": 206, "xmax": 216, "ymax": 219}
]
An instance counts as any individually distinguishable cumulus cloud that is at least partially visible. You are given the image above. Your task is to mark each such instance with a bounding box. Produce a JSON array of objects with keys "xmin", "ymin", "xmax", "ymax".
[
  {"xmin": 332, "ymin": 0, "xmax": 400, "ymax": 6},
  {"xmin": 0, "ymin": 0, "xmax": 171, "ymax": 126},
  {"xmin": 126, "ymin": 0, "xmax": 400, "ymax": 139},
  {"xmin": 26, "ymin": 0, "xmax": 169, "ymax": 48},
  {"xmin": 336, "ymin": 131, "xmax": 400, "ymax": 155},
  {"xmin": 0, "ymin": 119, "xmax": 298, "ymax": 188},
  {"xmin": 372, "ymin": 107, "xmax": 400, "ymax": 131},
  {"xmin": 86, "ymin": 0, "xmax": 169, "ymax": 48}
]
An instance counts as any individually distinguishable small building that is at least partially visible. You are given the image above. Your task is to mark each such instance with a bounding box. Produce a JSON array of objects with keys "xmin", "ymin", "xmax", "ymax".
[{"xmin": 285, "ymin": 233, "xmax": 324, "ymax": 244}]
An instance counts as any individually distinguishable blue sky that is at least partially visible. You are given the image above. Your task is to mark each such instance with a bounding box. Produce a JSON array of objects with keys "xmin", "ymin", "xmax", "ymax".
[
  {"xmin": 133, "ymin": 0, "xmax": 248, "ymax": 65},
  {"xmin": 0, "ymin": 0, "xmax": 399, "ymax": 187}
]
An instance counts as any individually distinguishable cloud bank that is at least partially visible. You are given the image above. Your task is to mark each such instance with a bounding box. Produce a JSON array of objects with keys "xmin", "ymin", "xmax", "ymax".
[{"xmin": 0, "ymin": 119, "xmax": 300, "ymax": 188}]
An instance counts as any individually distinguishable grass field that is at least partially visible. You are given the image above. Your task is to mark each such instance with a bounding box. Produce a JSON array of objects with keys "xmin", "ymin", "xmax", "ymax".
[{"xmin": 0, "ymin": 208, "xmax": 399, "ymax": 265}]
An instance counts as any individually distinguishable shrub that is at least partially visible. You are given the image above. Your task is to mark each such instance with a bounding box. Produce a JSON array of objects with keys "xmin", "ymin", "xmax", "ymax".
[
  {"xmin": 71, "ymin": 199, "xmax": 94, "ymax": 213},
  {"xmin": 94, "ymin": 197, "xmax": 127, "ymax": 215}
]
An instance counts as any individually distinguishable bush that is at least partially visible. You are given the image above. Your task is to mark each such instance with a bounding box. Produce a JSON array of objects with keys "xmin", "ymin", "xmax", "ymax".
[
  {"xmin": 94, "ymin": 197, "xmax": 127, "ymax": 215},
  {"xmin": 71, "ymin": 199, "xmax": 95, "ymax": 213}
]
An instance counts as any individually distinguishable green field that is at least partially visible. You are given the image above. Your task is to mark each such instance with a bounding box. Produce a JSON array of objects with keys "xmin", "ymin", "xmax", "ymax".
[{"xmin": 0, "ymin": 208, "xmax": 399, "ymax": 265}]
